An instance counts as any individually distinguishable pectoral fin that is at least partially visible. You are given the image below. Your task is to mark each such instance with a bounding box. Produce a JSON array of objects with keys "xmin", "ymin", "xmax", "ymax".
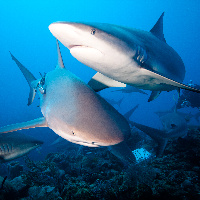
[
  {"xmin": 148, "ymin": 91, "xmax": 161, "ymax": 102},
  {"xmin": 88, "ymin": 72, "xmax": 126, "ymax": 92},
  {"xmin": 0, "ymin": 117, "xmax": 47, "ymax": 134},
  {"xmin": 10, "ymin": 52, "xmax": 37, "ymax": 106}
]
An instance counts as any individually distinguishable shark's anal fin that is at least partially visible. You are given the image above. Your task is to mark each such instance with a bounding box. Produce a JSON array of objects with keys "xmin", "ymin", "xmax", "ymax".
[
  {"xmin": 108, "ymin": 141, "xmax": 136, "ymax": 164},
  {"xmin": 88, "ymin": 72, "xmax": 126, "ymax": 92},
  {"xmin": 0, "ymin": 117, "xmax": 47, "ymax": 134}
]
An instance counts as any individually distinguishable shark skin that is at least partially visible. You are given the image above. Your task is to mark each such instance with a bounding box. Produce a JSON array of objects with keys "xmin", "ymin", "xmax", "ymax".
[
  {"xmin": 129, "ymin": 110, "xmax": 188, "ymax": 157},
  {"xmin": 49, "ymin": 13, "xmax": 200, "ymax": 101},
  {"xmin": 0, "ymin": 132, "xmax": 43, "ymax": 162},
  {"xmin": 0, "ymin": 41, "xmax": 136, "ymax": 164}
]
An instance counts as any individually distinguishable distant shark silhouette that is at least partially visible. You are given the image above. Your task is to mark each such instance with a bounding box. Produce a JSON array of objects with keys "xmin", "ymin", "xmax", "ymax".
[
  {"xmin": 0, "ymin": 41, "xmax": 136, "ymax": 164},
  {"xmin": 129, "ymin": 108, "xmax": 188, "ymax": 157},
  {"xmin": 103, "ymin": 97, "xmax": 123, "ymax": 107},
  {"xmin": 49, "ymin": 13, "xmax": 200, "ymax": 102},
  {"xmin": 111, "ymin": 85, "xmax": 148, "ymax": 95},
  {"xmin": 0, "ymin": 132, "xmax": 43, "ymax": 162},
  {"xmin": 155, "ymin": 106, "xmax": 193, "ymax": 122}
]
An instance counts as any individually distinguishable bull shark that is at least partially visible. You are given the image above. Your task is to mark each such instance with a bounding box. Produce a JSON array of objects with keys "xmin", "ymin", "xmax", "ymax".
[
  {"xmin": 0, "ymin": 132, "xmax": 43, "ymax": 162},
  {"xmin": 0, "ymin": 41, "xmax": 136, "ymax": 164},
  {"xmin": 129, "ymin": 109, "xmax": 188, "ymax": 157},
  {"xmin": 49, "ymin": 13, "xmax": 200, "ymax": 101}
]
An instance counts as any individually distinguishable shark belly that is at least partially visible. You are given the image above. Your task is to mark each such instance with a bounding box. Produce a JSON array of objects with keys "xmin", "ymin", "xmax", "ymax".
[
  {"xmin": 49, "ymin": 18, "xmax": 200, "ymax": 95},
  {"xmin": 70, "ymin": 47, "xmax": 176, "ymax": 91}
]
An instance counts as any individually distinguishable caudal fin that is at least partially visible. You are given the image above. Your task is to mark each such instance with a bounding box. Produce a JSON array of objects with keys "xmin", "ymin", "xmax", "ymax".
[
  {"xmin": 131, "ymin": 121, "xmax": 168, "ymax": 157},
  {"xmin": 10, "ymin": 52, "xmax": 37, "ymax": 105},
  {"xmin": 124, "ymin": 104, "xmax": 139, "ymax": 121}
]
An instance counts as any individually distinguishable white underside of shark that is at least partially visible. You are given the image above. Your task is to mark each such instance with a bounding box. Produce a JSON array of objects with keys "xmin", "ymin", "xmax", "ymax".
[{"xmin": 49, "ymin": 13, "xmax": 200, "ymax": 101}]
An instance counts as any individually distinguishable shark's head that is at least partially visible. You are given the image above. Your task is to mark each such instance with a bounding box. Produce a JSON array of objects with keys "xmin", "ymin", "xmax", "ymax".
[
  {"xmin": 48, "ymin": 16, "xmax": 200, "ymax": 97},
  {"xmin": 0, "ymin": 134, "xmax": 43, "ymax": 162},
  {"xmin": 160, "ymin": 112, "xmax": 188, "ymax": 138},
  {"xmin": 49, "ymin": 22, "xmax": 136, "ymax": 73}
]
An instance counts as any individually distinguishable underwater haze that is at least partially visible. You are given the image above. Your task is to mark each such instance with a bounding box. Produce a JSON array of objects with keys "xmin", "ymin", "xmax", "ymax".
[{"xmin": 0, "ymin": 0, "xmax": 200, "ymax": 199}]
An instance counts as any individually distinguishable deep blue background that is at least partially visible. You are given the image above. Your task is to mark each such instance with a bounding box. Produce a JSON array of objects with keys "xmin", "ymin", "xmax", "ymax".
[{"xmin": 0, "ymin": 0, "xmax": 200, "ymax": 160}]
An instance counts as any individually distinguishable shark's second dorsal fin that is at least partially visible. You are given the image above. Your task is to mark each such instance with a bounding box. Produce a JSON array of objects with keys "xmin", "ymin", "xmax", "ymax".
[
  {"xmin": 150, "ymin": 12, "xmax": 166, "ymax": 43},
  {"xmin": 56, "ymin": 40, "xmax": 65, "ymax": 69},
  {"xmin": 10, "ymin": 52, "xmax": 37, "ymax": 106}
]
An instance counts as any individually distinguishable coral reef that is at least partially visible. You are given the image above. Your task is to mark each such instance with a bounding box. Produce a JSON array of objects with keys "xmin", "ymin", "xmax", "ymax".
[{"xmin": 0, "ymin": 128, "xmax": 199, "ymax": 199}]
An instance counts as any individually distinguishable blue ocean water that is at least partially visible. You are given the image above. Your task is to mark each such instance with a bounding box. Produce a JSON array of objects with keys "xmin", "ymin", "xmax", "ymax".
[
  {"xmin": 1, "ymin": 0, "xmax": 199, "ymax": 136},
  {"xmin": 0, "ymin": 1, "xmax": 200, "ymax": 198}
]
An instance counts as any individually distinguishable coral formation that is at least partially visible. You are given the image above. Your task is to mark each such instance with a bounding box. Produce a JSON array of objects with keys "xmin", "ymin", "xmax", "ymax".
[{"xmin": 0, "ymin": 128, "xmax": 199, "ymax": 199}]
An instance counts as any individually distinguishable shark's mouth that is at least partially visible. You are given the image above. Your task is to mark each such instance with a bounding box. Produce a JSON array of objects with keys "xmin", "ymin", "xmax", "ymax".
[
  {"xmin": 69, "ymin": 44, "xmax": 85, "ymax": 49},
  {"xmin": 69, "ymin": 45, "xmax": 103, "ymax": 60}
]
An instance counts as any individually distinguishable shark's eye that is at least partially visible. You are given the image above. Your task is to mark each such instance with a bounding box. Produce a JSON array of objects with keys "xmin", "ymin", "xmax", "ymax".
[
  {"xmin": 72, "ymin": 131, "xmax": 75, "ymax": 136},
  {"xmin": 91, "ymin": 29, "xmax": 96, "ymax": 35}
]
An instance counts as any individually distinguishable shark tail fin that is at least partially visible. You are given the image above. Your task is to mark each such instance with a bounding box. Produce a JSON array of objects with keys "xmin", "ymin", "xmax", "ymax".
[
  {"xmin": 10, "ymin": 52, "xmax": 37, "ymax": 106},
  {"xmin": 116, "ymin": 97, "xmax": 124, "ymax": 107},
  {"xmin": 132, "ymin": 121, "xmax": 168, "ymax": 157},
  {"xmin": 124, "ymin": 104, "xmax": 139, "ymax": 121}
]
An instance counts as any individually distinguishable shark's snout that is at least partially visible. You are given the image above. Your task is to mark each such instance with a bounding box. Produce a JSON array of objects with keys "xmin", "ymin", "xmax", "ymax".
[{"xmin": 49, "ymin": 22, "xmax": 81, "ymax": 48}]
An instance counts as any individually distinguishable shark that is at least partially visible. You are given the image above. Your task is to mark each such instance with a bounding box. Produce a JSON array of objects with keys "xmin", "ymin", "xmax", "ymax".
[
  {"xmin": 0, "ymin": 41, "xmax": 136, "ymax": 164},
  {"xmin": 0, "ymin": 132, "xmax": 43, "ymax": 162},
  {"xmin": 111, "ymin": 85, "xmax": 148, "ymax": 95},
  {"xmin": 103, "ymin": 97, "xmax": 123, "ymax": 107},
  {"xmin": 48, "ymin": 13, "xmax": 200, "ymax": 101},
  {"xmin": 129, "ymin": 109, "xmax": 188, "ymax": 157}
]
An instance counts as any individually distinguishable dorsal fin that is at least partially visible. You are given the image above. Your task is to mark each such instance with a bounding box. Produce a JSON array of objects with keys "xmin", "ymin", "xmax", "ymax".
[
  {"xmin": 56, "ymin": 40, "xmax": 65, "ymax": 69},
  {"xmin": 150, "ymin": 12, "xmax": 166, "ymax": 43}
]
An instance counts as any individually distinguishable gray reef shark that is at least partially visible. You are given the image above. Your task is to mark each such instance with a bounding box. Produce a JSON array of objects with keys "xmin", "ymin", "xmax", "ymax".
[
  {"xmin": 49, "ymin": 13, "xmax": 200, "ymax": 101},
  {"xmin": 0, "ymin": 132, "xmax": 43, "ymax": 162},
  {"xmin": 0, "ymin": 41, "xmax": 136, "ymax": 164},
  {"xmin": 129, "ymin": 109, "xmax": 188, "ymax": 157}
]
